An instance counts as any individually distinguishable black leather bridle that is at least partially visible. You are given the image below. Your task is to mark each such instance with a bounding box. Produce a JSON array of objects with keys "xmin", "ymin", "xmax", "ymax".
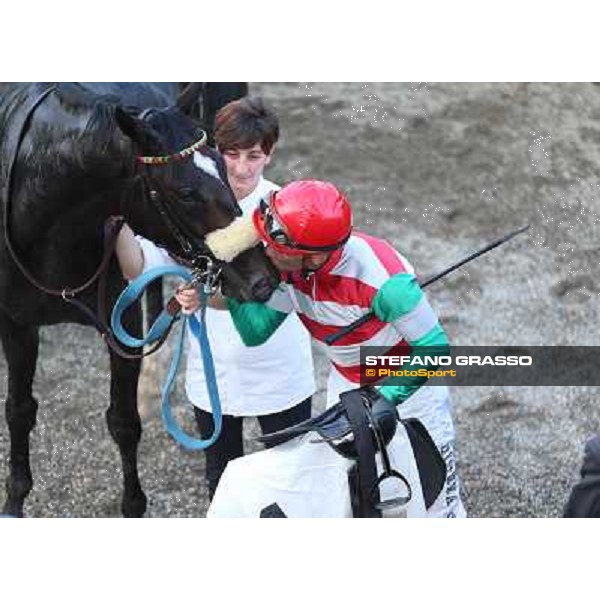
[{"xmin": 135, "ymin": 107, "xmax": 225, "ymax": 291}]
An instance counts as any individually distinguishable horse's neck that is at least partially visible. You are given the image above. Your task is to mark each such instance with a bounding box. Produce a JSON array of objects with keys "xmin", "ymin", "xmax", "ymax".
[
  {"xmin": 15, "ymin": 169, "xmax": 126, "ymax": 241},
  {"xmin": 10, "ymin": 105, "xmax": 130, "ymax": 245}
]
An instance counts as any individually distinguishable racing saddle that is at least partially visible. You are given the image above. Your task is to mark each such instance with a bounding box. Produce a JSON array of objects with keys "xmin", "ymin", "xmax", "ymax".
[{"xmin": 259, "ymin": 386, "xmax": 446, "ymax": 517}]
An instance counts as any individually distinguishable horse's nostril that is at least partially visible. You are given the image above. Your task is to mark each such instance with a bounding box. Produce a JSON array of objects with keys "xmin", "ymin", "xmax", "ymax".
[{"xmin": 251, "ymin": 278, "xmax": 275, "ymax": 303}]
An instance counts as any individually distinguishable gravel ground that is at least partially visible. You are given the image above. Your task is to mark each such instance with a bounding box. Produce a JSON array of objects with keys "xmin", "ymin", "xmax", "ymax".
[{"xmin": 1, "ymin": 82, "xmax": 599, "ymax": 517}]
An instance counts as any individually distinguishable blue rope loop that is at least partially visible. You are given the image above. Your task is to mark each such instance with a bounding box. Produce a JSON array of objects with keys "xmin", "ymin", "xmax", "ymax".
[{"xmin": 111, "ymin": 266, "xmax": 222, "ymax": 451}]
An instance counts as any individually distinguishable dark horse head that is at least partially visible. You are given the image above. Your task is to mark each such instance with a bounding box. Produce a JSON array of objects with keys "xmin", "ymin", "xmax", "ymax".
[
  {"xmin": 1, "ymin": 82, "xmax": 278, "ymax": 306},
  {"xmin": 113, "ymin": 104, "xmax": 279, "ymax": 301}
]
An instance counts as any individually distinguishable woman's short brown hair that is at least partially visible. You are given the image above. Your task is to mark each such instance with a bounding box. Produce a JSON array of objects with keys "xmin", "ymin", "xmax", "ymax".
[{"xmin": 215, "ymin": 96, "xmax": 279, "ymax": 155}]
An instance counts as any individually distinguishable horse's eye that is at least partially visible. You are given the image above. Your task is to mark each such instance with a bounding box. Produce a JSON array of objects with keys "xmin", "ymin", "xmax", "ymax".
[{"xmin": 178, "ymin": 187, "xmax": 196, "ymax": 201}]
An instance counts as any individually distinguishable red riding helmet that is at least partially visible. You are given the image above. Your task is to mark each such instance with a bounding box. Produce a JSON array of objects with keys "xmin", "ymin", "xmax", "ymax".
[{"xmin": 253, "ymin": 180, "xmax": 353, "ymax": 256}]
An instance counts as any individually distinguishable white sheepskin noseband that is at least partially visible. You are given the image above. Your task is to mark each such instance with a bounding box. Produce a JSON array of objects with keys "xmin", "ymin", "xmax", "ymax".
[{"xmin": 204, "ymin": 215, "xmax": 260, "ymax": 263}]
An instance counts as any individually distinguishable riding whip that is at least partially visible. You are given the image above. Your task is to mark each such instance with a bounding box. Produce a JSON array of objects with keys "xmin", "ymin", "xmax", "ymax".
[{"xmin": 324, "ymin": 224, "xmax": 530, "ymax": 346}]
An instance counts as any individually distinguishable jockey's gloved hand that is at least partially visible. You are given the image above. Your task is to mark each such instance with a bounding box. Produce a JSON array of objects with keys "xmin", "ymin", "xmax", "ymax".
[{"xmin": 353, "ymin": 388, "xmax": 399, "ymax": 442}]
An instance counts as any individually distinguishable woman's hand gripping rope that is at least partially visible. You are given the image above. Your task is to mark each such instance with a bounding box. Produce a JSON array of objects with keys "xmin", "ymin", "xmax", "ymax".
[{"xmin": 175, "ymin": 284, "xmax": 201, "ymax": 314}]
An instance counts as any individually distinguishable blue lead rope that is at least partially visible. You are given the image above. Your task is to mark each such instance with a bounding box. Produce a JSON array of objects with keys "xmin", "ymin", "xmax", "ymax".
[{"xmin": 111, "ymin": 266, "xmax": 222, "ymax": 450}]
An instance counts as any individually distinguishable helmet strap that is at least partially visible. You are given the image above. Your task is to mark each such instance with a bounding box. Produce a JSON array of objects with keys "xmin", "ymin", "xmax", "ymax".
[{"xmin": 300, "ymin": 252, "xmax": 332, "ymax": 279}]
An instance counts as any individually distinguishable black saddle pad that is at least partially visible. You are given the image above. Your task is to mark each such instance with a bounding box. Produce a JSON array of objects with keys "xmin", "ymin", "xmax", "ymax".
[{"xmin": 403, "ymin": 418, "xmax": 447, "ymax": 510}]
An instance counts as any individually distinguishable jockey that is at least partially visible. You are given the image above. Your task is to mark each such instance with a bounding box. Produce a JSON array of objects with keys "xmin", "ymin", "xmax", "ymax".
[{"xmin": 178, "ymin": 179, "xmax": 466, "ymax": 517}]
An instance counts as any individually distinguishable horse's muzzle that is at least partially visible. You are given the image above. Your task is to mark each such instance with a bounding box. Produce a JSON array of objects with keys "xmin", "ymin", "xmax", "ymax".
[
  {"xmin": 220, "ymin": 273, "xmax": 276, "ymax": 303},
  {"xmin": 250, "ymin": 277, "xmax": 276, "ymax": 303}
]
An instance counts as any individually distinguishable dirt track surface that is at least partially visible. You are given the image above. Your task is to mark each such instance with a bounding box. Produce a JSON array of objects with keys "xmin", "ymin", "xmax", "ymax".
[{"xmin": 1, "ymin": 82, "xmax": 599, "ymax": 517}]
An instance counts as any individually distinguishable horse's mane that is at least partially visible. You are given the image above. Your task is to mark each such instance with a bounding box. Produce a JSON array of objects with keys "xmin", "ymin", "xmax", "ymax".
[
  {"xmin": 0, "ymin": 84, "xmax": 228, "ymax": 232},
  {"xmin": 54, "ymin": 83, "xmax": 126, "ymax": 172},
  {"xmin": 144, "ymin": 107, "xmax": 201, "ymax": 153},
  {"xmin": 0, "ymin": 83, "xmax": 138, "ymax": 234}
]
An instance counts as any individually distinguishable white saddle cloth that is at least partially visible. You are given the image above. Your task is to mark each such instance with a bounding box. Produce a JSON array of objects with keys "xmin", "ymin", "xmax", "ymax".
[{"xmin": 207, "ymin": 420, "xmax": 426, "ymax": 518}]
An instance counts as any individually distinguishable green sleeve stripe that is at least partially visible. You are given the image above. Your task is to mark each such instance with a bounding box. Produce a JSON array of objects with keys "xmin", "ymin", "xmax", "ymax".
[
  {"xmin": 226, "ymin": 298, "xmax": 288, "ymax": 347},
  {"xmin": 376, "ymin": 322, "xmax": 450, "ymax": 406},
  {"xmin": 412, "ymin": 321, "xmax": 449, "ymax": 349},
  {"xmin": 371, "ymin": 273, "xmax": 423, "ymax": 322}
]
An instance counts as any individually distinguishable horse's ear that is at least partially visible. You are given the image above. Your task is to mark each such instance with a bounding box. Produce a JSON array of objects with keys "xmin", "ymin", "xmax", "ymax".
[
  {"xmin": 114, "ymin": 106, "xmax": 162, "ymax": 155},
  {"xmin": 175, "ymin": 82, "xmax": 205, "ymax": 116}
]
